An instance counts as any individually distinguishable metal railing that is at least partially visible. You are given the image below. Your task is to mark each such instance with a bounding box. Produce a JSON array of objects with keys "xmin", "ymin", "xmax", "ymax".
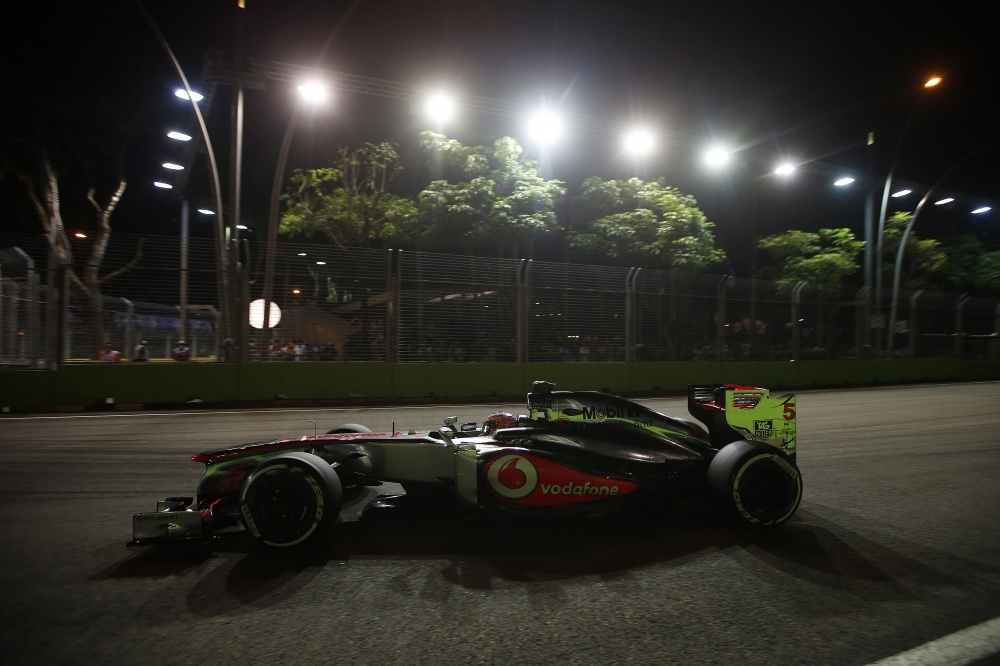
[{"xmin": 2, "ymin": 233, "xmax": 997, "ymax": 366}]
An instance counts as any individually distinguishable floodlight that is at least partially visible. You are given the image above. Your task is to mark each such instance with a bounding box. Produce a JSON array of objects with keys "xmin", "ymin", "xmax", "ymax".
[
  {"xmin": 528, "ymin": 110, "xmax": 563, "ymax": 144},
  {"xmin": 175, "ymin": 89, "xmax": 204, "ymax": 102},
  {"xmin": 623, "ymin": 128, "xmax": 655, "ymax": 155}
]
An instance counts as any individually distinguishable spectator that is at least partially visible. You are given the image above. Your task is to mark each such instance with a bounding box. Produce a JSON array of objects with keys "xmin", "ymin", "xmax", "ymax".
[
  {"xmin": 98, "ymin": 342, "xmax": 122, "ymax": 363},
  {"xmin": 171, "ymin": 340, "xmax": 192, "ymax": 361},
  {"xmin": 133, "ymin": 340, "xmax": 149, "ymax": 362}
]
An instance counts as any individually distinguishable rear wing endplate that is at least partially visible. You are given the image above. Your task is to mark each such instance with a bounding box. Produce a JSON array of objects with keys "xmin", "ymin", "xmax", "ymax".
[{"xmin": 688, "ymin": 385, "xmax": 796, "ymax": 454}]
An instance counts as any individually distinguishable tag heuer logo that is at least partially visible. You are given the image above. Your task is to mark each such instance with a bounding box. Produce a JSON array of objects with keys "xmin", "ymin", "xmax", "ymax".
[{"xmin": 754, "ymin": 419, "xmax": 773, "ymax": 439}]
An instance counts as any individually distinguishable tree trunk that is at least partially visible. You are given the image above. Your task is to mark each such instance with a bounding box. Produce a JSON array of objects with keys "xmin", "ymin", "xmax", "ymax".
[{"xmin": 81, "ymin": 181, "xmax": 126, "ymax": 357}]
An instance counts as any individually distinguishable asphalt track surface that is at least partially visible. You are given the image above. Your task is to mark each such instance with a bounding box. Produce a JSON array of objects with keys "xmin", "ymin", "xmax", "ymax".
[{"xmin": 1, "ymin": 382, "xmax": 999, "ymax": 666}]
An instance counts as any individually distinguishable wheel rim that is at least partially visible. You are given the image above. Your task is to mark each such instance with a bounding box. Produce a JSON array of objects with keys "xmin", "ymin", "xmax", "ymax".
[
  {"xmin": 258, "ymin": 480, "xmax": 307, "ymax": 529},
  {"xmin": 735, "ymin": 455, "xmax": 801, "ymax": 524},
  {"xmin": 742, "ymin": 466, "xmax": 793, "ymax": 514},
  {"xmin": 246, "ymin": 472, "xmax": 315, "ymax": 542}
]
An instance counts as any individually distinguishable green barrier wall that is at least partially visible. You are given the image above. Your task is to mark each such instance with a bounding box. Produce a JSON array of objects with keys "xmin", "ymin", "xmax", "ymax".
[{"xmin": 0, "ymin": 359, "xmax": 996, "ymax": 414}]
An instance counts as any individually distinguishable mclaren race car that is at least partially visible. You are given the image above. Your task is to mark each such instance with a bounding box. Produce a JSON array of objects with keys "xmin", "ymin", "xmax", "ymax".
[{"xmin": 129, "ymin": 381, "xmax": 801, "ymax": 548}]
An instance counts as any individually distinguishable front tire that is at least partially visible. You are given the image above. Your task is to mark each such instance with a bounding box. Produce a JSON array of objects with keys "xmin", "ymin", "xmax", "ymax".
[
  {"xmin": 708, "ymin": 440, "xmax": 802, "ymax": 527},
  {"xmin": 239, "ymin": 452, "xmax": 343, "ymax": 547}
]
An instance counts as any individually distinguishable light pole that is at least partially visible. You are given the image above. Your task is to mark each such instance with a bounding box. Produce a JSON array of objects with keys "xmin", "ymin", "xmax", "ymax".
[
  {"xmin": 873, "ymin": 76, "xmax": 942, "ymax": 353},
  {"xmin": 137, "ymin": 1, "xmax": 229, "ymax": 355},
  {"xmin": 261, "ymin": 82, "xmax": 330, "ymax": 340},
  {"xmin": 886, "ymin": 141, "xmax": 997, "ymax": 357}
]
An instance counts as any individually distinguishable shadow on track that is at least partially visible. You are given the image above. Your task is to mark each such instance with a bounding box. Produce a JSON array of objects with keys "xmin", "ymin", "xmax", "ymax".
[{"xmin": 101, "ymin": 492, "xmax": 970, "ymax": 611}]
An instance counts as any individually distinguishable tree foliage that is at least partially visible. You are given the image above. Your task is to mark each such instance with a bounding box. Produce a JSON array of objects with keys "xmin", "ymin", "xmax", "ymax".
[
  {"xmin": 936, "ymin": 234, "xmax": 1000, "ymax": 295},
  {"xmin": 567, "ymin": 177, "xmax": 726, "ymax": 271},
  {"xmin": 279, "ymin": 142, "xmax": 420, "ymax": 250},
  {"xmin": 879, "ymin": 212, "xmax": 948, "ymax": 288},
  {"xmin": 417, "ymin": 132, "xmax": 565, "ymax": 256},
  {"xmin": 971, "ymin": 251, "xmax": 1000, "ymax": 293},
  {"xmin": 757, "ymin": 227, "xmax": 864, "ymax": 287}
]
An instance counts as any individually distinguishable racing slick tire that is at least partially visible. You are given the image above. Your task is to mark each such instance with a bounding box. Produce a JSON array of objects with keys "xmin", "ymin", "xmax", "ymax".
[
  {"xmin": 326, "ymin": 424, "xmax": 372, "ymax": 434},
  {"xmin": 708, "ymin": 440, "xmax": 802, "ymax": 527},
  {"xmin": 239, "ymin": 452, "xmax": 343, "ymax": 548}
]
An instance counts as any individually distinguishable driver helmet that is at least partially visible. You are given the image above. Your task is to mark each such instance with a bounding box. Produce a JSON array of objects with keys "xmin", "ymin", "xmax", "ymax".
[{"xmin": 483, "ymin": 411, "xmax": 517, "ymax": 435}]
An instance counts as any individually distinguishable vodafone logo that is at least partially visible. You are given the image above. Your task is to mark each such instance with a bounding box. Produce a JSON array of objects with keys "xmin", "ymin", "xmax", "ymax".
[
  {"xmin": 485, "ymin": 454, "xmax": 539, "ymax": 500},
  {"xmin": 483, "ymin": 452, "xmax": 639, "ymax": 506}
]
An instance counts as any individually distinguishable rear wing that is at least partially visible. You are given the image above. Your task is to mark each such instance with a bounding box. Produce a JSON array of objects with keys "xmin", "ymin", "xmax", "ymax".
[{"xmin": 687, "ymin": 385, "xmax": 796, "ymax": 455}]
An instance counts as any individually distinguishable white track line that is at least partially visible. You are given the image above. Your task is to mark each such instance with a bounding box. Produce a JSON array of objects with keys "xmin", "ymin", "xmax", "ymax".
[{"xmin": 867, "ymin": 615, "xmax": 1000, "ymax": 666}]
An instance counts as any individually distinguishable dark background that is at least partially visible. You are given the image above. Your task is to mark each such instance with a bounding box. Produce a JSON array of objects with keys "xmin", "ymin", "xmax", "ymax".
[{"xmin": 3, "ymin": 1, "xmax": 998, "ymax": 270}]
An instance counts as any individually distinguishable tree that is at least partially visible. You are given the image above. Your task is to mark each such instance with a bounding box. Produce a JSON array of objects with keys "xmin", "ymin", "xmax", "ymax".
[
  {"xmin": 757, "ymin": 227, "xmax": 864, "ymax": 287},
  {"xmin": 1, "ymin": 36, "xmax": 149, "ymax": 360},
  {"xmin": 879, "ymin": 212, "xmax": 948, "ymax": 289},
  {"xmin": 937, "ymin": 234, "xmax": 985, "ymax": 292},
  {"xmin": 566, "ymin": 177, "xmax": 726, "ymax": 271},
  {"xmin": 970, "ymin": 251, "xmax": 1000, "ymax": 295},
  {"xmin": 279, "ymin": 142, "xmax": 420, "ymax": 250},
  {"xmin": 417, "ymin": 132, "xmax": 566, "ymax": 256}
]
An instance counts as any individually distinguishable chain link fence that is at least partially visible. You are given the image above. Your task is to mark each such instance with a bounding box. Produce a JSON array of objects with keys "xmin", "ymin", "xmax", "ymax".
[{"xmin": 2, "ymin": 233, "xmax": 997, "ymax": 366}]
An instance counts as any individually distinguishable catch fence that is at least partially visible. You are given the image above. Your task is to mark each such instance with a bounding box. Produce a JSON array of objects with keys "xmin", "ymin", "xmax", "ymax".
[{"xmin": 1, "ymin": 233, "xmax": 997, "ymax": 366}]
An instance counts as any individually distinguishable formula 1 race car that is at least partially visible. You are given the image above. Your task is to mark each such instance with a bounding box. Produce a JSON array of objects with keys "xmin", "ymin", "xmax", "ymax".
[{"xmin": 129, "ymin": 381, "xmax": 801, "ymax": 548}]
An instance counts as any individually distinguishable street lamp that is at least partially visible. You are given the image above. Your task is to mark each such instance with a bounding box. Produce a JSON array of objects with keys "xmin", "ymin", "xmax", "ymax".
[
  {"xmin": 425, "ymin": 91, "xmax": 456, "ymax": 129},
  {"xmin": 623, "ymin": 128, "xmax": 655, "ymax": 156},
  {"xmin": 174, "ymin": 89, "xmax": 204, "ymax": 103},
  {"xmin": 528, "ymin": 110, "xmax": 563, "ymax": 145},
  {"xmin": 260, "ymin": 81, "xmax": 331, "ymax": 342},
  {"xmin": 886, "ymin": 141, "xmax": 998, "ymax": 357},
  {"xmin": 873, "ymin": 75, "xmax": 943, "ymax": 353},
  {"xmin": 704, "ymin": 146, "xmax": 732, "ymax": 167}
]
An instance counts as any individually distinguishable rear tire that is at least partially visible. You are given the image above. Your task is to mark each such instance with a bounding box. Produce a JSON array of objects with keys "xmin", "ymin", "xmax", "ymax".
[
  {"xmin": 708, "ymin": 440, "xmax": 802, "ymax": 527},
  {"xmin": 239, "ymin": 452, "xmax": 343, "ymax": 547}
]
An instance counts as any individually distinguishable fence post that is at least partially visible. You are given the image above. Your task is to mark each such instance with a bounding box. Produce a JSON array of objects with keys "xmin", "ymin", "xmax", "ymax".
[
  {"xmin": 45, "ymin": 245, "xmax": 69, "ymax": 367},
  {"xmin": 955, "ymin": 294, "xmax": 970, "ymax": 359},
  {"xmin": 715, "ymin": 275, "xmax": 728, "ymax": 363},
  {"xmin": 907, "ymin": 290, "xmax": 923, "ymax": 360},
  {"xmin": 994, "ymin": 301, "xmax": 1000, "ymax": 361},
  {"xmin": 516, "ymin": 259, "xmax": 530, "ymax": 363},
  {"xmin": 856, "ymin": 286, "xmax": 870, "ymax": 359},
  {"xmin": 791, "ymin": 282, "xmax": 806, "ymax": 361},
  {"xmin": 20, "ymin": 249, "xmax": 39, "ymax": 367},
  {"xmin": 625, "ymin": 267, "xmax": 637, "ymax": 362},
  {"xmin": 0, "ymin": 265, "xmax": 5, "ymax": 362},
  {"xmin": 386, "ymin": 249, "xmax": 399, "ymax": 363},
  {"xmin": 121, "ymin": 298, "xmax": 133, "ymax": 359}
]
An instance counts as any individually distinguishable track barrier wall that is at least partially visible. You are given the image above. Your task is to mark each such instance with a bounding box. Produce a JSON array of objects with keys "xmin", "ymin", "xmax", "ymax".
[{"xmin": 1, "ymin": 359, "xmax": 998, "ymax": 414}]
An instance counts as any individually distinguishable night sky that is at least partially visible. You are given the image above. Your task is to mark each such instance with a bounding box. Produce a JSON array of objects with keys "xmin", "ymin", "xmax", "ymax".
[{"xmin": 4, "ymin": 1, "xmax": 998, "ymax": 265}]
